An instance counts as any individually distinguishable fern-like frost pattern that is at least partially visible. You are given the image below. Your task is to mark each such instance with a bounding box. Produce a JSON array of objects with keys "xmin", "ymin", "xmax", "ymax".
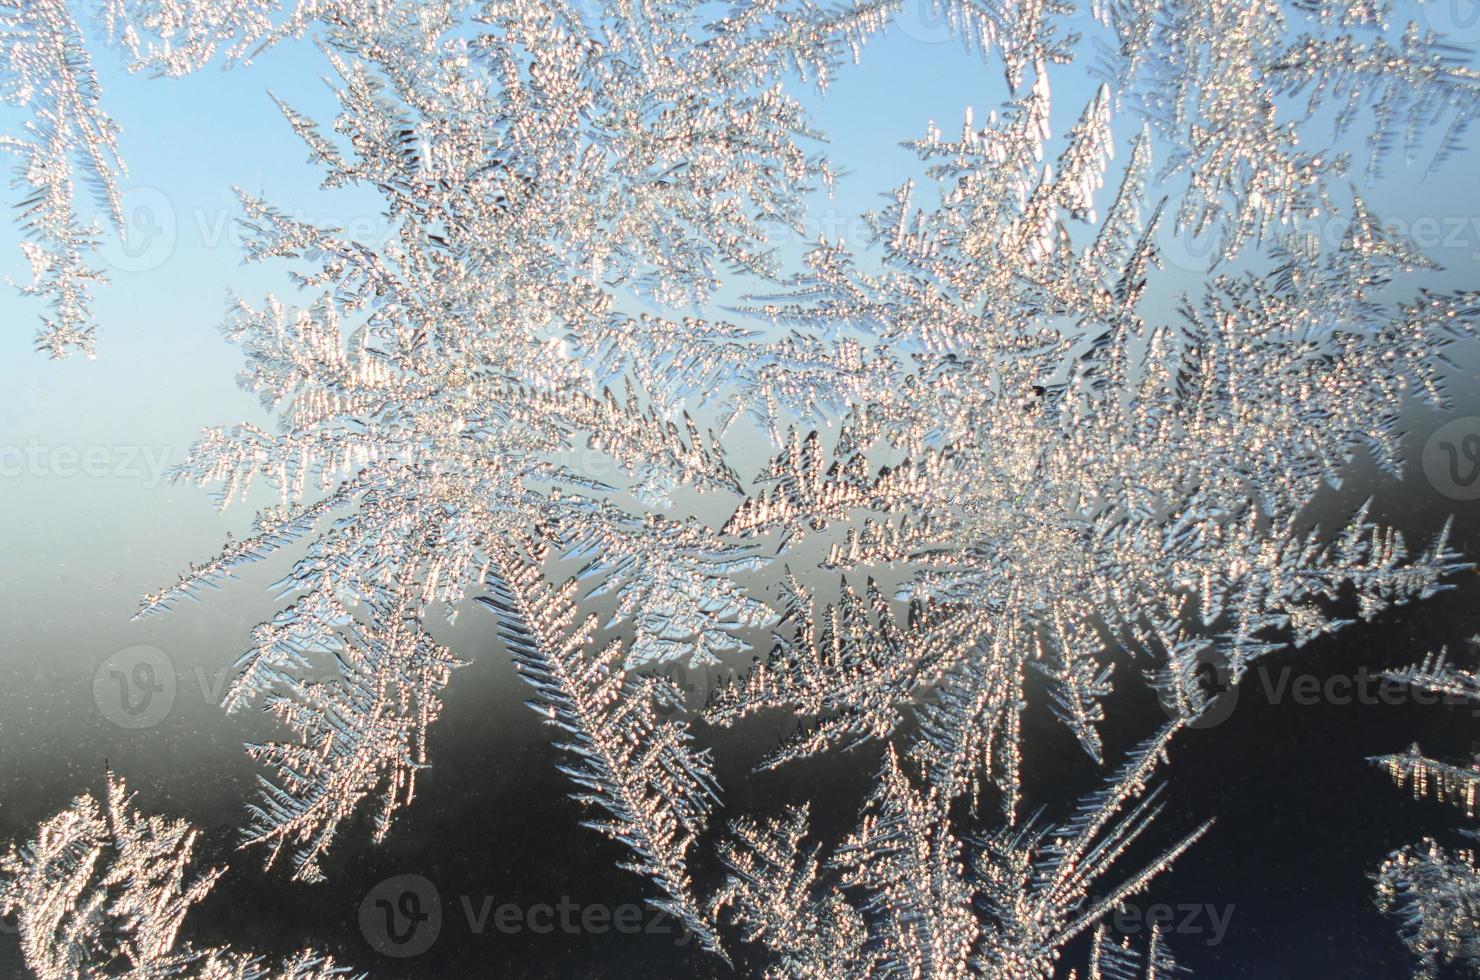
[{"xmin": 1, "ymin": 0, "xmax": 1477, "ymax": 975}]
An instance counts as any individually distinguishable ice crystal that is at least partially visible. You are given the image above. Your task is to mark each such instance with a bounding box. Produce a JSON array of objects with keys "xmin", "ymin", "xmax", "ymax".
[
  {"xmin": 0, "ymin": 773, "xmax": 355, "ymax": 979},
  {"xmin": 477, "ymin": 537, "xmax": 727, "ymax": 960},
  {"xmin": 44, "ymin": 0, "xmax": 1472, "ymax": 971},
  {"xmin": 1, "ymin": 0, "xmax": 313, "ymax": 357},
  {"xmin": 1372, "ymin": 638, "xmax": 1480, "ymax": 978},
  {"xmin": 134, "ymin": 0, "xmax": 891, "ymax": 879},
  {"xmin": 1092, "ymin": 0, "xmax": 1480, "ymax": 256},
  {"xmin": 711, "ymin": 723, "xmax": 1206, "ymax": 978},
  {"xmin": 1375, "ymin": 839, "xmax": 1480, "ymax": 980},
  {"xmin": 237, "ymin": 576, "xmax": 462, "ymax": 885},
  {"xmin": 704, "ymin": 571, "xmax": 993, "ymax": 772},
  {"xmin": 0, "ymin": 0, "xmax": 123, "ymax": 358},
  {"xmin": 1073, "ymin": 924, "xmax": 1187, "ymax": 980},
  {"xmin": 98, "ymin": 0, "xmax": 350, "ymax": 77},
  {"xmin": 717, "ymin": 84, "xmax": 1473, "ymax": 810}
]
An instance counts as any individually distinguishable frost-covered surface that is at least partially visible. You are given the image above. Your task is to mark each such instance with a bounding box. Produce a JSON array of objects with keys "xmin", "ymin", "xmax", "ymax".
[
  {"xmin": 2, "ymin": 0, "xmax": 1479, "ymax": 976},
  {"xmin": 0, "ymin": 774, "xmax": 356, "ymax": 979}
]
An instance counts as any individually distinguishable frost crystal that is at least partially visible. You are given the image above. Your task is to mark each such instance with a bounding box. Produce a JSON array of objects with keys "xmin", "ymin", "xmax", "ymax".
[
  {"xmin": 477, "ymin": 538, "xmax": 727, "ymax": 960},
  {"xmin": 134, "ymin": 0, "xmax": 893, "ymax": 879},
  {"xmin": 0, "ymin": 773, "xmax": 356, "ymax": 979},
  {"xmin": 1372, "ymin": 638, "xmax": 1480, "ymax": 978},
  {"xmin": 1073, "ymin": 924, "xmax": 1187, "ymax": 979},
  {"xmin": 0, "ymin": 0, "xmax": 123, "ymax": 358},
  {"xmin": 711, "ymin": 724, "xmax": 1206, "ymax": 977},
  {"xmin": 0, "ymin": 0, "xmax": 1459, "ymax": 972}
]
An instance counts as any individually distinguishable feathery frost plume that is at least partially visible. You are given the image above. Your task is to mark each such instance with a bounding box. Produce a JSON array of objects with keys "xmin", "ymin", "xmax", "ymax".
[{"xmin": 0, "ymin": 773, "xmax": 356, "ymax": 979}]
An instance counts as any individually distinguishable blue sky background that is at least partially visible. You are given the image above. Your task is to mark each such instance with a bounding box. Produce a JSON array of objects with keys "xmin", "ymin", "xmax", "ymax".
[{"xmin": 0, "ymin": 4, "xmax": 1065, "ymax": 660}]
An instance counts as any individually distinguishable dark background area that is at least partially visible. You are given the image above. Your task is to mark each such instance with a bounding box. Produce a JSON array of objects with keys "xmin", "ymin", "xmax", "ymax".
[
  {"xmin": 4, "ymin": 407, "xmax": 1480, "ymax": 980},
  {"xmin": 162, "ymin": 571, "xmax": 1480, "ymax": 980}
]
